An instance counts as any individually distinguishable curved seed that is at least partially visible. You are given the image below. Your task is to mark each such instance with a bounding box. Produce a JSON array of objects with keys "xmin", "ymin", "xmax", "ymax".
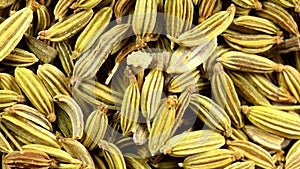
[
  {"xmin": 4, "ymin": 149, "xmax": 57, "ymax": 168},
  {"xmin": 37, "ymin": 64, "xmax": 71, "ymax": 97},
  {"xmin": 22, "ymin": 144, "xmax": 82, "ymax": 164},
  {"xmin": 15, "ymin": 67, "xmax": 55, "ymax": 122},
  {"xmin": 161, "ymin": 130, "xmax": 225, "ymax": 157},
  {"xmin": 4, "ymin": 104, "xmax": 52, "ymax": 131},
  {"xmin": 227, "ymin": 140, "xmax": 275, "ymax": 168},
  {"xmin": 175, "ymin": 4, "xmax": 235, "ymax": 47},
  {"xmin": 255, "ymin": 1, "xmax": 299, "ymax": 36},
  {"xmin": 58, "ymin": 137, "xmax": 95, "ymax": 169},
  {"xmin": 219, "ymin": 51, "xmax": 284, "ymax": 73},
  {"xmin": 0, "ymin": 7, "xmax": 33, "ymax": 62},
  {"xmin": 53, "ymin": 94, "xmax": 84, "ymax": 140},
  {"xmin": 148, "ymin": 95, "xmax": 178, "ymax": 156},
  {"xmin": 38, "ymin": 9, "xmax": 94, "ymax": 42},
  {"xmin": 178, "ymin": 149, "xmax": 243, "ymax": 169},
  {"xmin": 189, "ymin": 93, "xmax": 232, "ymax": 137},
  {"xmin": 242, "ymin": 105, "xmax": 300, "ymax": 139},
  {"xmin": 211, "ymin": 63, "xmax": 243, "ymax": 128},
  {"xmin": 73, "ymin": 7, "xmax": 112, "ymax": 59},
  {"xmin": 1, "ymin": 48, "xmax": 38, "ymax": 67},
  {"xmin": 82, "ymin": 103, "xmax": 108, "ymax": 151},
  {"xmin": 99, "ymin": 140, "xmax": 126, "ymax": 169}
]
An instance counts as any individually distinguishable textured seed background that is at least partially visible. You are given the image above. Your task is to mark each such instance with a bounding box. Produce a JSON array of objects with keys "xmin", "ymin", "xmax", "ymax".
[{"xmin": 1, "ymin": 0, "xmax": 300, "ymax": 168}]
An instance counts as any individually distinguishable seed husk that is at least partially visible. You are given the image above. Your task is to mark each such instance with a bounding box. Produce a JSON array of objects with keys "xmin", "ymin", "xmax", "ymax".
[
  {"xmin": 0, "ymin": 7, "xmax": 33, "ymax": 62},
  {"xmin": 175, "ymin": 4, "xmax": 235, "ymax": 47},
  {"xmin": 211, "ymin": 63, "xmax": 243, "ymax": 128},
  {"xmin": 178, "ymin": 149, "xmax": 243, "ymax": 169},
  {"xmin": 242, "ymin": 105, "xmax": 300, "ymax": 139},
  {"xmin": 189, "ymin": 93, "xmax": 232, "ymax": 137},
  {"xmin": 148, "ymin": 95, "xmax": 178, "ymax": 156},
  {"xmin": 4, "ymin": 149, "xmax": 57, "ymax": 168},
  {"xmin": 15, "ymin": 67, "xmax": 55, "ymax": 122},
  {"xmin": 227, "ymin": 140, "xmax": 276, "ymax": 169},
  {"xmin": 161, "ymin": 130, "xmax": 225, "ymax": 157}
]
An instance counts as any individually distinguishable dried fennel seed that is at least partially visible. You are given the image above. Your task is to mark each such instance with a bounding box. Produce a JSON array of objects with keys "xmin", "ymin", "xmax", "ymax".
[{"xmin": 1, "ymin": 0, "xmax": 300, "ymax": 168}]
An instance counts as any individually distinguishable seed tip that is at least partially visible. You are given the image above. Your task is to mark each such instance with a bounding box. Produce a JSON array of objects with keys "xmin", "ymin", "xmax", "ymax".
[
  {"xmin": 274, "ymin": 36, "xmax": 284, "ymax": 45},
  {"xmin": 274, "ymin": 64, "xmax": 284, "ymax": 73},
  {"xmin": 47, "ymin": 113, "xmax": 56, "ymax": 122},
  {"xmin": 241, "ymin": 105, "xmax": 250, "ymax": 115},
  {"xmin": 227, "ymin": 4, "xmax": 236, "ymax": 14},
  {"xmin": 233, "ymin": 151, "xmax": 244, "ymax": 160}
]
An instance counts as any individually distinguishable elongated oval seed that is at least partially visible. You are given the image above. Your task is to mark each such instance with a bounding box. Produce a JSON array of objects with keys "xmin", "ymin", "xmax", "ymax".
[
  {"xmin": 99, "ymin": 140, "xmax": 126, "ymax": 169},
  {"xmin": 227, "ymin": 140, "xmax": 275, "ymax": 169},
  {"xmin": 218, "ymin": 51, "xmax": 284, "ymax": 73},
  {"xmin": 120, "ymin": 70, "xmax": 140, "ymax": 136},
  {"xmin": 38, "ymin": 9, "xmax": 94, "ymax": 42},
  {"xmin": 73, "ymin": 7, "xmax": 112, "ymax": 59},
  {"xmin": 189, "ymin": 93, "xmax": 232, "ymax": 137},
  {"xmin": 53, "ymin": 94, "xmax": 84, "ymax": 140},
  {"xmin": 178, "ymin": 149, "xmax": 243, "ymax": 169},
  {"xmin": 37, "ymin": 64, "xmax": 72, "ymax": 97},
  {"xmin": 175, "ymin": 4, "xmax": 235, "ymax": 47},
  {"xmin": 58, "ymin": 137, "xmax": 95, "ymax": 169},
  {"xmin": 242, "ymin": 105, "xmax": 300, "ymax": 139},
  {"xmin": 82, "ymin": 103, "xmax": 108, "ymax": 151},
  {"xmin": 286, "ymin": 139, "xmax": 300, "ymax": 169},
  {"xmin": 233, "ymin": 15, "xmax": 282, "ymax": 35},
  {"xmin": 148, "ymin": 95, "xmax": 178, "ymax": 156},
  {"xmin": 141, "ymin": 65, "xmax": 164, "ymax": 129},
  {"xmin": 71, "ymin": 24, "xmax": 131, "ymax": 87},
  {"xmin": 4, "ymin": 149, "xmax": 56, "ymax": 168},
  {"xmin": 161, "ymin": 130, "xmax": 225, "ymax": 157},
  {"xmin": 15, "ymin": 67, "xmax": 55, "ymax": 122},
  {"xmin": 211, "ymin": 63, "xmax": 243, "ymax": 128},
  {"xmin": 1, "ymin": 48, "xmax": 38, "ymax": 67},
  {"xmin": 0, "ymin": 7, "xmax": 33, "ymax": 62},
  {"xmin": 243, "ymin": 125, "xmax": 286, "ymax": 151}
]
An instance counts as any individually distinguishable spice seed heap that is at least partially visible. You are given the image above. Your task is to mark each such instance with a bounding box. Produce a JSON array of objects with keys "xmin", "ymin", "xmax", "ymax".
[{"xmin": 2, "ymin": 0, "xmax": 300, "ymax": 168}]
